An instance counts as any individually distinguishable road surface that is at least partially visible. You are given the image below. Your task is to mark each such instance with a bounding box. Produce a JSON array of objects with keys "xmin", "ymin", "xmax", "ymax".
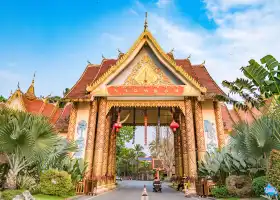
[{"xmin": 83, "ymin": 180, "xmax": 189, "ymax": 200}]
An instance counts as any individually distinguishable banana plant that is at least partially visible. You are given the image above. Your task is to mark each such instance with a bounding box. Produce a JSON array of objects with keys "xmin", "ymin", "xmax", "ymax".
[{"xmin": 216, "ymin": 55, "xmax": 280, "ymax": 110}]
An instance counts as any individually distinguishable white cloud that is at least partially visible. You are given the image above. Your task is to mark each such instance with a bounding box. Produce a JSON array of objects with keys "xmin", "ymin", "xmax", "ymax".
[
  {"xmin": 156, "ymin": 0, "xmax": 172, "ymax": 8},
  {"xmin": 146, "ymin": 0, "xmax": 280, "ymax": 93},
  {"xmin": 128, "ymin": 8, "xmax": 139, "ymax": 16}
]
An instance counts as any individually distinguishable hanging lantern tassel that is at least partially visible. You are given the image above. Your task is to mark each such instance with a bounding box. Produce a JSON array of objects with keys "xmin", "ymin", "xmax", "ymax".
[
  {"xmin": 144, "ymin": 110, "xmax": 148, "ymax": 146},
  {"xmin": 113, "ymin": 122, "xmax": 122, "ymax": 133},
  {"xmin": 170, "ymin": 120, "xmax": 179, "ymax": 132}
]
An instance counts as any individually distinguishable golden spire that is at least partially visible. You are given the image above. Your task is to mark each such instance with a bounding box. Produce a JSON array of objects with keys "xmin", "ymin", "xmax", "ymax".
[
  {"xmin": 25, "ymin": 72, "xmax": 36, "ymax": 100},
  {"xmin": 144, "ymin": 12, "xmax": 148, "ymax": 31}
]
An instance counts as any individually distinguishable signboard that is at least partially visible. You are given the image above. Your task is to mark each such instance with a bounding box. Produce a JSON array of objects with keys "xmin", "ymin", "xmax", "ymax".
[
  {"xmin": 138, "ymin": 157, "xmax": 152, "ymax": 162},
  {"xmin": 152, "ymin": 159, "xmax": 164, "ymax": 170},
  {"xmin": 107, "ymin": 85, "xmax": 184, "ymax": 96}
]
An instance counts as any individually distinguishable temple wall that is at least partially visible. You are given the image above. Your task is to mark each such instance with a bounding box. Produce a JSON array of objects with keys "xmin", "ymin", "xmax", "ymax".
[
  {"xmin": 74, "ymin": 102, "xmax": 91, "ymax": 159},
  {"xmin": 201, "ymin": 100, "xmax": 219, "ymax": 152},
  {"xmin": 8, "ymin": 98, "xmax": 25, "ymax": 111}
]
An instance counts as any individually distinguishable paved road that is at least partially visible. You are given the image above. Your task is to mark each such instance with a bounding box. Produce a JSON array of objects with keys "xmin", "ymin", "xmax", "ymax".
[{"xmin": 85, "ymin": 180, "xmax": 187, "ymax": 200}]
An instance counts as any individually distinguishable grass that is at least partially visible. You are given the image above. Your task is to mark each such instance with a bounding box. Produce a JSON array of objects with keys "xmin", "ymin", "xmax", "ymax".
[{"xmin": 33, "ymin": 194, "xmax": 71, "ymax": 200}]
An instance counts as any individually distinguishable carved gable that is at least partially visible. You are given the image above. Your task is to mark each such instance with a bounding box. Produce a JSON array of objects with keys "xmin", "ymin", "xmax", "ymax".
[{"xmin": 124, "ymin": 54, "xmax": 172, "ymax": 86}]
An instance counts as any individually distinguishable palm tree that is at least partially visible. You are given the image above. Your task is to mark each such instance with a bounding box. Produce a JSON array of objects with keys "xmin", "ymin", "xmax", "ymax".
[
  {"xmin": 133, "ymin": 144, "xmax": 145, "ymax": 179},
  {"xmin": 149, "ymin": 140, "xmax": 158, "ymax": 158},
  {"xmin": 5, "ymin": 151, "xmax": 31, "ymax": 189},
  {"xmin": 229, "ymin": 116, "xmax": 280, "ymax": 175},
  {"xmin": 230, "ymin": 116, "xmax": 280, "ymax": 158},
  {"xmin": 0, "ymin": 108, "xmax": 77, "ymax": 188}
]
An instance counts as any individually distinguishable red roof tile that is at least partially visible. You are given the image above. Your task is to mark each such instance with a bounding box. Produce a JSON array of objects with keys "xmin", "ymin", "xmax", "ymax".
[
  {"xmin": 66, "ymin": 58, "xmax": 225, "ymax": 99},
  {"xmin": 65, "ymin": 59, "xmax": 117, "ymax": 99},
  {"xmin": 221, "ymin": 104, "xmax": 234, "ymax": 130},
  {"xmin": 51, "ymin": 108, "xmax": 62, "ymax": 124},
  {"xmin": 54, "ymin": 103, "xmax": 72, "ymax": 131},
  {"xmin": 192, "ymin": 65, "xmax": 225, "ymax": 95},
  {"xmin": 22, "ymin": 96, "xmax": 44, "ymax": 114},
  {"xmin": 41, "ymin": 103, "xmax": 56, "ymax": 117}
]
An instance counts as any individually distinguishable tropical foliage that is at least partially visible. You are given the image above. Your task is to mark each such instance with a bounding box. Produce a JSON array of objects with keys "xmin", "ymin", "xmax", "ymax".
[
  {"xmin": 198, "ymin": 148, "xmax": 247, "ymax": 184},
  {"xmin": 216, "ymin": 55, "xmax": 280, "ymax": 110},
  {"xmin": 0, "ymin": 95, "xmax": 7, "ymax": 103},
  {"xmin": 0, "ymin": 108, "xmax": 78, "ymax": 192},
  {"xmin": 199, "ymin": 116, "xmax": 280, "ymax": 185}
]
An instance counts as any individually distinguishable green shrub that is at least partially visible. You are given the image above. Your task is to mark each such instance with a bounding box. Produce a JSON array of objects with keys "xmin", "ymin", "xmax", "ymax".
[
  {"xmin": 252, "ymin": 176, "xmax": 268, "ymax": 197},
  {"xmin": 211, "ymin": 185, "xmax": 230, "ymax": 198},
  {"xmin": 226, "ymin": 175, "xmax": 252, "ymax": 197},
  {"xmin": 1, "ymin": 189, "xmax": 23, "ymax": 200},
  {"xmin": 267, "ymin": 149, "xmax": 280, "ymax": 191},
  {"xmin": 40, "ymin": 169, "xmax": 74, "ymax": 197}
]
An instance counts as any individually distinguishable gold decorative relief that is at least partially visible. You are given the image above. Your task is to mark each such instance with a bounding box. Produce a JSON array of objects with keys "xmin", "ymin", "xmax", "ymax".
[
  {"xmin": 106, "ymin": 100, "xmax": 185, "ymax": 116},
  {"xmin": 124, "ymin": 54, "xmax": 172, "ymax": 86}
]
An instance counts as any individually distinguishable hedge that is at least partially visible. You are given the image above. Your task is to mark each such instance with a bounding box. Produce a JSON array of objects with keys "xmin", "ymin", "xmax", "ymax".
[
  {"xmin": 40, "ymin": 169, "xmax": 74, "ymax": 197},
  {"xmin": 267, "ymin": 149, "xmax": 280, "ymax": 191},
  {"xmin": 0, "ymin": 189, "xmax": 24, "ymax": 200},
  {"xmin": 252, "ymin": 176, "xmax": 268, "ymax": 197}
]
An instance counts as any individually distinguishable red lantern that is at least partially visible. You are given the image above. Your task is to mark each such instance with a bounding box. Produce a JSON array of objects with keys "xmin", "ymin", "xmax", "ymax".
[
  {"xmin": 170, "ymin": 120, "xmax": 179, "ymax": 132},
  {"xmin": 114, "ymin": 122, "xmax": 122, "ymax": 132}
]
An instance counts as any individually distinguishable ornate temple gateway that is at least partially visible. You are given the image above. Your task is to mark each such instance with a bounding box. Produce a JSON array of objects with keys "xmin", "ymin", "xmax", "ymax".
[{"xmin": 64, "ymin": 18, "xmax": 227, "ymax": 194}]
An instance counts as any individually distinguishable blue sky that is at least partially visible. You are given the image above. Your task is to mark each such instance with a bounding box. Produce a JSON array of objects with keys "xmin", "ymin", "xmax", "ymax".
[{"xmin": 1, "ymin": 0, "xmax": 280, "ymax": 98}]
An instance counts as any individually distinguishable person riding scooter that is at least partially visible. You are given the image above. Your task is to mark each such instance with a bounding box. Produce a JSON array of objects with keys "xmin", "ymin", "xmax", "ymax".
[{"xmin": 153, "ymin": 177, "xmax": 162, "ymax": 192}]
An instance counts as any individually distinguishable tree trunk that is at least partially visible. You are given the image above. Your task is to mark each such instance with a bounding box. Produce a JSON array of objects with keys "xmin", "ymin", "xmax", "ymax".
[{"xmin": 5, "ymin": 170, "xmax": 17, "ymax": 189}]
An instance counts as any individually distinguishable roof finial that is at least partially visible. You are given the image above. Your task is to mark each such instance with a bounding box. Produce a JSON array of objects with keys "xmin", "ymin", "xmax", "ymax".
[
  {"xmin": 201, "ymin": 60, "xmax": 206, "ymax": 66},
  {"xmin": 10, "ymin": 90, "xmax": 13, "ymax": 95},
  {"xmin": 102, "ymin": 54, "xmax": 106, "ymax": 59},
  {"xmin": 32, "ymin": 72, "xmax": 36, "ymax": 85},
  {"xmin": 170, "ymin": 48, "xmax": 174, "ymax": 54},
  {"xmin": 187, "ymin": 54, "xmax": 191, "ymax": 59},
  {"xmin": 117, "ymin": 48, "xmax": 122, "ymax": 54},
  {"xmin": 87, "ymin": 60, "xmax": 92, "ymax": 64},
  {"xmin": 17, "ymin": 82, "xmax": 20, "ymax": 90},
  {"xmin": 144, "ymin": 12, "xmax": 148, "ymax": 31}
]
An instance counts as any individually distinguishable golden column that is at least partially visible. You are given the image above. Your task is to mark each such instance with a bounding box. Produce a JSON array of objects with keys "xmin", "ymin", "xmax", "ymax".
[
  {"xmin": 185, "ymin": 98, "xmax": 197, "ymax": 193},
  {"xmin": 194, "ymin": 100, "xmax": 206, "ymax": 161},
  {"xmin": 67, "ymin": 102, "xmax": 77, "ymax": 141},
  {"xmin": 101, "ymin": 114, "xmax": 111, "ymax": 188},
  {"xmin": 84, "ymin": 101, "xmax": 98, "ymax": 178},
  {"xmin": 177, "ymin": 132, "xmax": 183, "ymax": 177},
  {"xmin": 110, "ymin": 133, "xmax": 117, "ymax": 187},
  {"xmin": 180, "ymin": 114, "xmax": 188, "ymax": 177},
  {"xmin": 174, "ymin": 133, "xmax": 179, "ymax": 176},
  {"xmin": 214, "ymin": 101, "xmax": 225, "ymax": 148},
  {"xmin": 107, "ymin": 127, "xmax": 115, "ymax": 188},
  {"xmin": 92, "ymin": 98, "xmax": 107, "ymax": 190}
]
